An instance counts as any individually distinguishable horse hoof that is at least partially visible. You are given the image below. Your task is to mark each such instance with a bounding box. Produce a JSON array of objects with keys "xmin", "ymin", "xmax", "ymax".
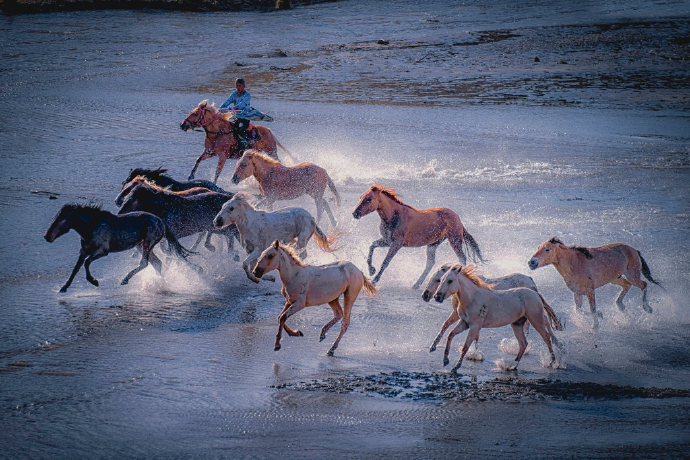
[
  {"xmin": 616, "ymin": 301, "xmax": 626, "ymax": 311},
  {"xmin": 233, "ymin": 254, "xmax": 240, "ymax": 262},
  {"xmin": 319, "ymin": 334, "xmax": 326, "ymax": 342},
  {"xmin": 297, "ymin": 331, "xmax": 304, "ymax": 337},
  {"xmin": 120, "ymin": 280, "xmax": 128, "ymax": 285},
  {"xmin": 368, "ymin": 267, "xmax": 376, "ymax": 276},
  {"xmin": 429, "ymin": 345, "xmax": 436, "ymax": 353},
  {"xmin": 59, "ymin": 286, "xmax": 68, "ymax": 293},
  {"xmin": 443, "ymin": 357, "xmax": 449, "ymax": 366},
  {"xmin": 326, "ymin": 350, "xmax": 335, "ymax": 357},
  {"xmin": 188, "ymin": 175, "xmax": 195, "ymax": 180},
  {"xmin": 89, "ymin": 279, "xmax": 99, "ymax": 287},
  {"xmin": 274, "ymin": 344, "xmax": 281, "ymax": 351},
  {"xmin": 206, "ymin": 245, "xmax": 216, "ymax": 253},
  {"xmin": 643, "ymin": 304, "xmax": 653, "ymax": 313}
]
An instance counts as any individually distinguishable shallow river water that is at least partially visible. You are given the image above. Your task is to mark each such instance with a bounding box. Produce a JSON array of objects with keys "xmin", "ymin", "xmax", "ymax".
[{"xmin": 1, "ymin": 1, "xmax": 689, "ymax": 457}]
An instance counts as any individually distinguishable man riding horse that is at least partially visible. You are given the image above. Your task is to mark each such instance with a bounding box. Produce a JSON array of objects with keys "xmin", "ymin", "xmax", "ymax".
[{"xmin": 219, "ymin": 78, "xmax": 274, "ymax": 157}]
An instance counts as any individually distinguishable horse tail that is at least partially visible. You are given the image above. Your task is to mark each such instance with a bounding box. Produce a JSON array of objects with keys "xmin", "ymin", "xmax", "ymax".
[
  {"xmin": 325, "ymin": 173, "xmax": 341, "ymax": 206},
  {"xmin": 165, "ymin": 227, "xmax": 194, "ymax": 259},
  {"xmin": 362, "ymin": 276, "xmax": 377, "ymax": 296},
  {"xmin": 275, "ymin": 139, "xmax": 298, "ymax": 163},
  {"xmin": 637, "ymin": 250, "xmax": 662, "ymax": 287},
  {"xmin": 539, "ymin": 293, "xmax": 564, "ymax": 331},
  {"xmin": 462, "ymin": 228, "xmax": 484, "ymax": 263},
  {"xmin": 313, "ymin": 224, "xmax": 341, "ymax": 253}
]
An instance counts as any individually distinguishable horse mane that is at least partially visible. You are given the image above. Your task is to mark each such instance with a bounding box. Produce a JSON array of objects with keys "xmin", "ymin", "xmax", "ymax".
[
  {"xmin": 460, "ymin": 265, "xmax": 494, "ymax": 289},
  {"xmin": 231, "ymin": 192, "xmax": 256, "ymax": 208},
  {"xmin": 200, "ymin": 100, "xmax": 233, "ymax": 123},
  {"xmin": 131, "ymin": 177, "xmax": 172, "ymax": 193},
  {"xmin": 279, "ymin": 243, "xmax": 306, "ymax": 267},
  {"xmin": 370, "ymin": 184, "xmax": 413, "ymax": 208},
  {"xmin": 63, "ymin": 202, "xmax": 112, "ymax": 217},
  {"xmin": 128, "ymin": 167, "xmax": 168, "ymax": 181},
  {"xmin": 550, "ymin": 237, "xmax": 593, "ymax": 259},
  {"xmin": 247, "ymin": 149, "xmax": 280, "ymax": 166}
]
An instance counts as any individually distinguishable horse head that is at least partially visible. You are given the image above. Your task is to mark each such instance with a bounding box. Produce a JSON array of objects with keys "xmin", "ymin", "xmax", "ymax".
[
  {"xmin": 213, "ymin": 193, "xmax": 249, "ymax": 229},
  {"xmin": 529, "ymin": 237, "xmax": 564, "ymax": 270},
  {"xmin": 116, "ymin": 176, "xmax": 147, "ymax": 207},
  {"xmin": 252, "ymin": 240, "xmax": 282, "ymax": 280},
  {"xmin": 180, "ymin": 100, "xmax": 210, "ymax": 131},
  {"xmin": 231, "ymin": 150, "xmax": 256, "ymax": 184},
  {"xmin": 352, "ymin": 185, "xmax": 383, "ymax": 219},
  {"xmin": 422, "ymin": 263, "xmax": 457, "ymax": 302},
  {"xmin": 434, "ymin": 265, "xmax": 464, "ymax": 303},
  {"xmin": 44, "ymin": 205, "xmax": 74, "ymax": 242}
]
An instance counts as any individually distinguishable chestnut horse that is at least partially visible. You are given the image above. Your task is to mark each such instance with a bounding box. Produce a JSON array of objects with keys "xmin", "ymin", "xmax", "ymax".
[
  {"xmin": 352, "ymin": 185, "xmax": 483, "ymax": 286},
  {"xmin": 529, "ymin": 237, "xmax": 660, "ymax": 329},
  {"xmin": 252, "ymin": 240, "xmax": 376, "ymax": 356},
  {"xmin": 231, "ymin": 150, "xmax": 341, "ymax": 227},
  {"xmin": 433, "ymin": 265, "xmax": 563, "ymax": 373},
  {"xmin": 180, "ymin": 100, "xmax": 295, "ymax": 183}
]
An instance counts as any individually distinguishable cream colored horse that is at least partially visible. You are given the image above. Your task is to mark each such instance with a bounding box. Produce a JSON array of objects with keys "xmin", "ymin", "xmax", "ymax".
[
  {"xmin": 422, "ymin": 262, "xmax": 538, "ymax": 353},
  {"xmin": 231, "ymin": 150, "xmax": 341, "ymax": 226},
  {"xmin": 433, "ymin": 265, "xmax": 563, "ymax": 373},
  {"xmin": 252, "ymin": 240, "xmax": 376, "ymax": 356},
  {"xmin": 213, "ymin": 193, "xmax": 338, "ymax": 283},
  {"xmin": 529, "ymin": 237, "xmax": 660, "ymax": 329}
]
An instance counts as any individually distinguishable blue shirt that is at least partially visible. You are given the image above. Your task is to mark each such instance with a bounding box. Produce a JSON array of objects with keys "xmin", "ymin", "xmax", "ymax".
[{"xmin": 220, "ymin": 90, "xmax": 251, "ymax": 113}]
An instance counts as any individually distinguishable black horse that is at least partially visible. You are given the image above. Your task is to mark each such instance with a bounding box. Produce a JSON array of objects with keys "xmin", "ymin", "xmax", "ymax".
[
  {"xmin": 44, "ymin": 204, "xmax": 191, "ymax": 292},
  {"xmin": 117, "ymin": 183, "xmax": 239, "ymax": 255},
  {"xmin": 122, "ymin": 167, "xmax": 228, "ymax": 194}
]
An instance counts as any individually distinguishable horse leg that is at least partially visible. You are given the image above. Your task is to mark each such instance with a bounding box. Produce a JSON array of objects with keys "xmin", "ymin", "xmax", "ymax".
[
  {"xmin": 443, "ymin": 319, "xmax": 469, "ymax": 366},
  {"xmin": 412, "ymin": 241, "xmax": 441, "ymax": 289},
  {"xmin": 586, "ymin": 289, "xmax": 600, "ymax": 330},
  {"xmin": 573, "ymin": 292, "xmax": 584, "ymax": 311},
  {"xmin": 372, "ymin": 242, "xmax": 403, "ymax": 284},
  {"xmin": 60, "ymin": 250, "xmax": 87, "ymax": 292},
  {"xmin": 625, "ymin": 269, "xmax": 652, "ymax": 313},
  {"xmin": 367, "ymin": 238, "xmax": 389, "ymax": 276},
  {"xmin": 84, "ymin": 250, "xmax": 107, "ymax": 287},
  {"xmin": 203, "ymin": 232, "xmax": 216, "ymax": 252},
  {"xmin": 529, "ymin": 313, "xmax": 557, "ymax": 367},
  {"xmin": 121, "ymin": 241, "xmax": 157, "ymax": 285},
  {"xmin": 189, "ymin": 233, "xmax": 204, "ymax": 252},
  {"xmin": 275, "ymin": 298, "xmax": 308, "ymax": 351},
  {"xmin": 510, "ymin": 318, "xmax": 529, "ymax": 364},
  {"xmin": 430, "ymin": 306, "xmax": 459, "ymax": 352},
  {"xmin": 451, "ymin": 325, "xmax": 480, "ymax": 373},
  {"xmin": 189, "ymin": 151, "xmax": 214, "ymax": 180},
  {"xmin": 321, "ymin": 298, "xmax": 344, "ymax": 342},
  {"xmin": 320, "ymin": 197, "xmax": 337, "ymax": 227},
  {"xmin": 611, "ymin": 276, "xmax": 632, "ymax": 311},
  {"xmin": 448, "ymin": 233, "xmax": 467, "ymax": 265},
  {"xmin": 148, "ymin": 250, "xmax": 163, "ymax": 275},
  {"xmin": 213, "ymin": 154, "xmax": 229, "ymax": 184},
  {"xmin": 327, "ymin": 287, "xmax": 356, "ymax": 356},
  {"xmin": 243, "ymin": 249, "xmax": 262, "ymax": 283}
]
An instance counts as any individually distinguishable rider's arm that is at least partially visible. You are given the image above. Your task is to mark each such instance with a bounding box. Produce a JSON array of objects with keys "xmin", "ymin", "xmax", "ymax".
[
  {"xmin": 219, "ymin": 90, "xmax": 238, "ymax": 110},
  {"xmin": 233, "ymin": 91, "xmax": 252, "ymax": 112}
]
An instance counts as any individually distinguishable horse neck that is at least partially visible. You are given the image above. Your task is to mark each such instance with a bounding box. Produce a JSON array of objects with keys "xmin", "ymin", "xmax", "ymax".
[
  {"xmin": 276, "ymin": 249, "xmax": 302, "ymax": 285},
  {"xmin": 151, "ymin": 175, "xmax": 175, "ymax": 188},
  {"xmin": 454, "ymin": 275, "xmax": 482, "ymax": 311},
  {"xmin": 376, "ymin": 194, "xmax": 404, "ymax": 222},
  {"xmin": 250, "ymin": 157, "xmax": 280, "ymax": 185},
  {"xmin": 69, "ymin": 209, "xmax": 107, "ymax": 239},
  {"xmin": 231, "ymin": 204, "xmax": 253, "ymax": 234},
  {"xmin": 551, "ymin": 246, "xmax": 579, "ymax": 279}
]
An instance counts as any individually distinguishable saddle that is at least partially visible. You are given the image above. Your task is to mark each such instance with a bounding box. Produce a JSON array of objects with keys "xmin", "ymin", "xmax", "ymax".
[{"xmin": 229, "ymin": 124, "xmax": 260, "ymax": 159}]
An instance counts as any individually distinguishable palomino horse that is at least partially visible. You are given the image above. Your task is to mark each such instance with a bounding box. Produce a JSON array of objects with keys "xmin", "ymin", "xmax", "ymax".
[
  {"xmin": 180, "ymin": 100, "xmax": 295, "ymax": 183},
  {"xmin": 213, "ymin": 192, "xmax": 338, "ymax": 283},
  {"xmin": 529, "ymin": 237, "xmax": 660, "ymax": 329},
  {"xmin": 252, "ymin": 240, "xmax": 376, "ymax": 356},
  {"xmin": 231, "ymin": 150, "xmax": 341, "ymax": 227},
  {"xmin": 118, "ymin": 180, "xmax": 238, "ymax": 255},
  {"xmin": 122, "ymin": 167, "xmax": 228, "ymax": 194},
  {"xmin": 44, "ymin": 204, "xmax": 191, "ymax": 292},
  {"xmin": 422, "ymin": 262, "xmax": 538, "ymax": 354},
  {"xmin": 352, "ymin": 185, "xmax": 483, "ymax": 286},
  {"xmin": 433, "ymin": 265, "xmax": 563, "ymax": 373}
]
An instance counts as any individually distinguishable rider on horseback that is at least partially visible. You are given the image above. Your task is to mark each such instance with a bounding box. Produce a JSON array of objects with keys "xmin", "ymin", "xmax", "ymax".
[{"xmin": 219, "ymin": 78, "xmax": 274, "ymax": 156}]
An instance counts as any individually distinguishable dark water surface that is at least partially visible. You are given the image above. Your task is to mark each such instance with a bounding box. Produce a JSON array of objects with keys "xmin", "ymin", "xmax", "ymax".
[{"xmin": 1, "ymin": 1, "xmax": 689, "ymax": 457}]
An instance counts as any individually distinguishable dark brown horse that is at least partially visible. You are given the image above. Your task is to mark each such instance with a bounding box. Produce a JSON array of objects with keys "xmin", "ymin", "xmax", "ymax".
[
  {"xmin": 180, "ymin": 100, "xmax": 296, "ymax": 183},
  {"xmin": 44, "ymin": 204, "xmax": 191, "ymax": 292},
  {"xmin": 122, "ymin": 167, "xmax": 227, "ymax": 194}
]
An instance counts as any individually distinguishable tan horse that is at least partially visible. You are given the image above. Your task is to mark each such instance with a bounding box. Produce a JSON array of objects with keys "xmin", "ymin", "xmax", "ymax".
[
  {"xmin": 422, "ymin": 262, "xmax": 537, "ymax": 353},
  {"xmin": 529, "ymin": 237, "xmax": 660, "ymax": 329},
  {"xmin": 231, "ymin": 149, "xmax": 341, "ymax": 226},
  {"xmin": 252, "ymin": 240, "xmax": 376, "ymax": 356},
  {"xmin": 180, "ymin": 100, "xmax": 296, "ymax": 183},
  {"xmin": 433, "ymin": 265, "xmax": 563, "ymax": 373},
  {"xmin": 352, "ymin": 185, "xmax": 483, "ymax": 286}
]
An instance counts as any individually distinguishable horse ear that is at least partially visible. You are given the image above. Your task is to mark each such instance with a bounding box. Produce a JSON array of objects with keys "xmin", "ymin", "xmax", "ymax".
[{"xmin": 273, "ymin": 239, "xmax": 280, "ymax": 249}]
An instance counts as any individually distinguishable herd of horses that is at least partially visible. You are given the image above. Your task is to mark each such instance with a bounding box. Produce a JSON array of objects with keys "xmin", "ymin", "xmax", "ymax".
[{"xmin": 43, "ymin": 100, "xmax": 662, "ymax": 372}]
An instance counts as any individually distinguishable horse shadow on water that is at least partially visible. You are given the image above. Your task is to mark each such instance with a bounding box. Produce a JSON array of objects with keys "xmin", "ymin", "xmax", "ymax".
[{"xmin": 44, "ymin": 203, "xmax": 193, "ymax": 293}]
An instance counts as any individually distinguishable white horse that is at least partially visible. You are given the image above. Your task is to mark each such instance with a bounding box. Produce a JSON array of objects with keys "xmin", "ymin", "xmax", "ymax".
[
  {"xmin": 252, "ymin": 240, "xmax": 376, "ymax": 356},
  {"xmin": 422, "ymin": 263, "xmax": 538, "ymax": 354},
  {"xmin": 213, "ymin": 192, "xmax": 338, "ymax": 283},
  {"xmin": 433, "ymin": 265, "xmax": 563, "ymax": 373}
]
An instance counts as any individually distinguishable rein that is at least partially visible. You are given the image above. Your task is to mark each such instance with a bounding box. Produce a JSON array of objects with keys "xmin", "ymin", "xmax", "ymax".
[{"xmin": 186, "ymin": 106, "xmax": 233, "ymax": 134}]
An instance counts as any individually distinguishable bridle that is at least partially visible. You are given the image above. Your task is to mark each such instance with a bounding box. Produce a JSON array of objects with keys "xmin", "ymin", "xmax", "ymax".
[{"xmin": 184, "ymin": 106, "xmax": 233, "ymax": 135}]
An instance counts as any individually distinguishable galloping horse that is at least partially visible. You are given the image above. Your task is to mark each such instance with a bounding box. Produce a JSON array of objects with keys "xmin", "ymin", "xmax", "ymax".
[
  {"xmin": 44, "ymin": 204, "xmax": 191, "ymax": 292},
  {"xmin": 529, "ymin": 237, "xmax": 660, "ymax": 329},
  {"xmin": 116, "ymin": 176, "xmax": 212, "ymax": 207},
  {"xmin": 252, "ymin": 240, "xmax": 376, "ymax": 356},
  {"xmin": 118, "ymin": 181, "xmax": 238, "ymax": 255},
  {"xmin": 122, "ymin": 167, "xmax": 227, "ymax": 194},
  {"xmin": 180, "ymin": 100, "xmax": 295, "ymax": 183},
  {"xmin": 433, "ymin": 265, "xmax": 563, "ymax": 373},
  {"xmin": 422, "ymin": 262, "xmax": 538, "ymax": 354},
  {"xmin": 213, "ymin": 192, "xmax": 339, "ymax": 283},
  {"xmin": 231, "ymin": 150, "xmax": 341, "ymax": 226},
  {"xmin": 352, "ymin": 185, "xmax": 483, "ymax": 286}
]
